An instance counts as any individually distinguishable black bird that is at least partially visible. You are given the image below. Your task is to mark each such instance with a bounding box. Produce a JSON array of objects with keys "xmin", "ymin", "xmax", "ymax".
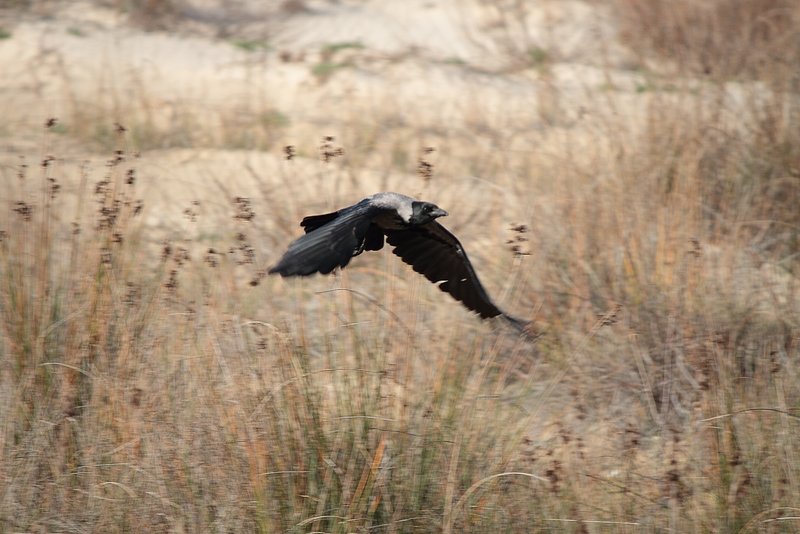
[{"xmin": 269, "ymin": 192, "xmax": 528, "ymax": 332}]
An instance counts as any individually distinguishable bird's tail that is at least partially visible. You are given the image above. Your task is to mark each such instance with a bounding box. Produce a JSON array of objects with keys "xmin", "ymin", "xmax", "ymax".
[{"xmin": 501, "ymin": 313, "xmax": 541, "ymax": 340}]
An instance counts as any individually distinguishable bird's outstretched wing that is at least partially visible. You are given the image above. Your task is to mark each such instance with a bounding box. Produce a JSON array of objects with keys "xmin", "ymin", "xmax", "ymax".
[
  {"xmin": 269, "ymin": 203, "xmax": 385, "ymax": 276},
  {"xmin": 383, "ymin": 222, "xmax": 524, "ymax": 327}
]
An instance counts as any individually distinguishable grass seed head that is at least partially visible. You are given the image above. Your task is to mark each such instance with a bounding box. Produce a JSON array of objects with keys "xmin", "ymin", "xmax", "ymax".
[
  {"xmin": 233, "ymin": 197, "xmax": 255, "ymax": 221},
  {"xmin": 13, "ymin": 201, "xmax": 33, "ymax": 221},
  {"xmin": 320, "ymin": 136, "xmax": 344, "ymax": 162}
]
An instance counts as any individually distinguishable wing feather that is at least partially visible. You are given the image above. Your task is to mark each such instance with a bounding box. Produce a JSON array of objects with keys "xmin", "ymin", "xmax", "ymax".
[
  {"xmin": 383, "ymin": 222, "xmax": 505, "ymax": 319},
  {"xmin": 270, "ymin": 203, "xmax": 382, "ymax": 276},
  {"xmin": 300, "ymin": 211, "xmax": 340, "ymax": 233}
]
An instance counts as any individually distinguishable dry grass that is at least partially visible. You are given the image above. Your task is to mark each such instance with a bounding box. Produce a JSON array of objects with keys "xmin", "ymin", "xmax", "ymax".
[
  {"xmin": 2, "ymin": 1, "xmax": 800, "ymax": 532},
  {"xmin": 613, "ymin": 0, "xmax": 800, "ymax": 79}
]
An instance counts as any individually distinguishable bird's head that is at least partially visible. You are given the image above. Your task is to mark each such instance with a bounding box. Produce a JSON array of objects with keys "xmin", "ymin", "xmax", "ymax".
[{"xmin": 409, "ymin": 201, "xmax": 448, "ymax": 225}]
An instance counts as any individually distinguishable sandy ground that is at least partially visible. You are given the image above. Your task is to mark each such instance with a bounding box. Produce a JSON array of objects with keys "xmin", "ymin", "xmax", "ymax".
[
  {"xmin": 0, "ymin": 0, "xmax": 651, "ymax": 252},
  {"xmin": 0, "ymin": 0, "xmax": 642, "ymax": 137}
]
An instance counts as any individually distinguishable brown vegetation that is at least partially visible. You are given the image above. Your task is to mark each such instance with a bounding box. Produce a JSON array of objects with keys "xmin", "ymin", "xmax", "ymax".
[{"xmin": 1, "ymin": 0, "xmax": 799, "ymax": 532}]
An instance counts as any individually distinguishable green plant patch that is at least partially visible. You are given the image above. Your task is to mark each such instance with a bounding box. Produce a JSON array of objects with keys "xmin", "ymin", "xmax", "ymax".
[
  {"xmin": 322, "ymin": 41, "xmax": 364, "ymax": 54},
  {"xmin": 231, "ymin": 38, "xmax": 271, "ymax": 52}
]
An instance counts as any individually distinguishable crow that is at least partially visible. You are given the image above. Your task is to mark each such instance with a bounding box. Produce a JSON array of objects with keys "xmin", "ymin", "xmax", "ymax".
[{"xmin": 269, "ymin": 192, "xmax": 529, "ymax": 332}]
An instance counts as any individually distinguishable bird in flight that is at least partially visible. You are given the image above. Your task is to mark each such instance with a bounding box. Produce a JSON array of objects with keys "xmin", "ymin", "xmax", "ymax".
[{"xmin": 269, "ymin": 192, "xmax": 528, "ymax": 333}]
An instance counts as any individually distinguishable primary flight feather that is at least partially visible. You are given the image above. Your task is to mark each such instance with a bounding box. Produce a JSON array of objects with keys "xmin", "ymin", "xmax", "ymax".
[{"xmin": 269, "ymin": 192, "xmax": 528, "ymax": 332}]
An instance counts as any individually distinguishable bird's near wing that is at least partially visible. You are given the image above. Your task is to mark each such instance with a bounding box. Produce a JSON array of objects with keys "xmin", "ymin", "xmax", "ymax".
[
  {"xmin": 270, "ymin": 204, "xmax": 385, "ymax": 276},
  {"xmin": 383, "ymin": 222, "xmax": 515, "ymax": 321}
]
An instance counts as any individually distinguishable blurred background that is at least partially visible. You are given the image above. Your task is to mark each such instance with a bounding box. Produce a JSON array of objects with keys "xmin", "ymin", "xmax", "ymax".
[{"xmin": 1, "ymin": 0, "xmax": 799, "ymax": 531}]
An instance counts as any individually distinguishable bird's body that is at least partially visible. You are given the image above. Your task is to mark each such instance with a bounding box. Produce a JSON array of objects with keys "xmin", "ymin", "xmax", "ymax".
[{"xmin": 269, "ymin": 192, "xmax": 527, "ymax": 332}]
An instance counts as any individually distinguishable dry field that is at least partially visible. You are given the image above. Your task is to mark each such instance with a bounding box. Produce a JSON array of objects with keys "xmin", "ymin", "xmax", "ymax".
[{"xmin": 1, "ymin": 0, "xmax": 799, "ymax": 532}]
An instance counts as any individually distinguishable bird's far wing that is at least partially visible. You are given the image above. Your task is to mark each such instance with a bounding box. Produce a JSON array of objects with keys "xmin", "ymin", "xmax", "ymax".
[
  {"xmin": 383, "ymin": 222, "xmax": 509, "ymax": 319},
  {"xmin": 300, "ymin": 211, "xmax": 340, "ymax": 233},
  {"xmin": 270, "ymin": 203, "xmax": 383, "ymax": 276}
]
